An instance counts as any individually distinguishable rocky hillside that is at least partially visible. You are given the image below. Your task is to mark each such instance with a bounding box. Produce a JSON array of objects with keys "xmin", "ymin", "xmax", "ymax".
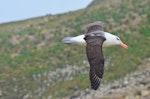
[
  {"xmin": 67, "ymin": 58, "xmax": 150, "ymax": 99},
  {"xmin": 0, "ymin": 0, "xmax": 150, "ymax": 99}
]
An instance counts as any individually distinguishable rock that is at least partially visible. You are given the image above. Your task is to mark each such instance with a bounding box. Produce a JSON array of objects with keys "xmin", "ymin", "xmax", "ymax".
[
  {"xmin": 110, "ymin": 84, "xmax": 120, "ymax": 89},
  {"xmin": 0, "ymin": 90, "xmax": 2, "ymax": 96},
  {"xmin": 135, "ymin": 95, "xmax": 140, "ymax": 99},
  {"xmin": 124, "ymin": 80, "xmax": 129, "ymax": 85},
  {"xmin": 141, "ymin": 90, "xmax": 149, "ymax": 97},
  {"xmin": 23, "ymin": 94, "xmax": 30, "ymax": 99},
  {"xmin": 125, "ymin": 96, "xmax": 129, "ymax": 99},
  {"xmin": 125, "ymin": 95, "xmax": 135, "ymax": 99}
]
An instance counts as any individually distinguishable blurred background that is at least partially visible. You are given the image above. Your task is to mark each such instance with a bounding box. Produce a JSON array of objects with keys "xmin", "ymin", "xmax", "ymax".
[{"xmin": 0, "ymin": 0, "xmax": 149, "ymax": 99}]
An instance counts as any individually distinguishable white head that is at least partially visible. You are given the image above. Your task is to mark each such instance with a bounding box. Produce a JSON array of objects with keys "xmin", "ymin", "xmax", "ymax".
[
  {"xmin": 104, "ymin": 32, "xmax": 128, "ymax": 49},
  {"xmin": 114, "ymin": 36, "xmax": 128, "ymax": 49}
]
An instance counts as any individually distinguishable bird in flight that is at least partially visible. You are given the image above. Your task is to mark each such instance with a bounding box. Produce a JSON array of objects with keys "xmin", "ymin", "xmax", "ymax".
[{"xmin": 62, "ymin": 21, "xmax": 128, "ymax": 90}]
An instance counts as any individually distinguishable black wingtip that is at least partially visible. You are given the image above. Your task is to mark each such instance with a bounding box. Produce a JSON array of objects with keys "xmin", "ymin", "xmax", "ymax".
[
  {"xmin": 91, "ymin": 82, "xmax": 100, "ymax": 90},
  {"xmin": 90, "ymin": 76, "xmax": 101, "ymax": 90}
]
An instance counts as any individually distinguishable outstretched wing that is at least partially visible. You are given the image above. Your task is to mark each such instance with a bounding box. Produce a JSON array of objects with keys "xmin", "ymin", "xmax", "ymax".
[
  {"xmin": 86, "ymin": 21, "xmax": 105, "ymax": 33},
  {"xmin": 85, "ymin": 36, "xmax": 106, "ymax": 90}
]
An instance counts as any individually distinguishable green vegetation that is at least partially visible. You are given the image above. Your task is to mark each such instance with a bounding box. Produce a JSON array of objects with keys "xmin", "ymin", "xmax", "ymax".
[{"xmin": 0, "ymin": 0, "xmax": 150, "ymax": 98}]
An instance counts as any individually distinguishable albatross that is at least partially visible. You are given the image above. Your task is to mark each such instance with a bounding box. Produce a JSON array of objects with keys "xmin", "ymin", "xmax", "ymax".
[{"xmin": 62, "ymin": 21, "xmax": 128, "ymax": 90}]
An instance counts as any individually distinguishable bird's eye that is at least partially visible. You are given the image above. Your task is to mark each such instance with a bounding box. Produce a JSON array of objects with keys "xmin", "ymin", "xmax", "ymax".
[{"xmin": 116, "ymin": 38, "xmax": 120, "ymax": 40}]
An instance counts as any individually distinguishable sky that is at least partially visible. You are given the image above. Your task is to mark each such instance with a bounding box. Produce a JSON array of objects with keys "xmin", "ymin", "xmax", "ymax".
[{"xmin": 0, "ymin": 0, "xmax": 93, "ymax": 24}]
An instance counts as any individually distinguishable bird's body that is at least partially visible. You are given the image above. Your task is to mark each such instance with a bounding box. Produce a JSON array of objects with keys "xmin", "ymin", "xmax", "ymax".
[
  {"xmin": 62, "ymin": 32, "xmax": 123, "ymax": 47},
  {"xmin": 62, "ymin": 21, "xmax": 128, "ymax": 90}
]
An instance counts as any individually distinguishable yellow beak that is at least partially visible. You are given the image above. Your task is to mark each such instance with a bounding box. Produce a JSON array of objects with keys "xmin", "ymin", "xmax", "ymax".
[{"xmin": 120, "ymin": 42, "xmax": 128, "ymax": 49}]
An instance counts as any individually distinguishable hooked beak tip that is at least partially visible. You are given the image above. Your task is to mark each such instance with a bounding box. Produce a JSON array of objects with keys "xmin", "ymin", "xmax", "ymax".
[{"xmin": 120, "ymin": 42, "xmax": 128, "ymax": 49}]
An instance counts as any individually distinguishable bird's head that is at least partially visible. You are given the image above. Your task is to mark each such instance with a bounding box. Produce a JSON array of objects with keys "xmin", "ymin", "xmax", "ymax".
[{"xmin": 114, "ymin": 36, "xmax": 128, "ymax": 49}]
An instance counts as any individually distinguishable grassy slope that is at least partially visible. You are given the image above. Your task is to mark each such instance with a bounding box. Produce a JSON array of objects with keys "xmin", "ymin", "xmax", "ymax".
[{"xmin": 0, "ymin": 0, "xmax": 150, "ymax": 98}]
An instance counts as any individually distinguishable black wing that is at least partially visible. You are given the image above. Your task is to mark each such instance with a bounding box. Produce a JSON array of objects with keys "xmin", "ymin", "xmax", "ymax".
[
  {"xmin": 86, "ymin": 21, "xmax": 105, "ymax": 33},
  {"xmin": 85, "ymin": 36, "xmax": 106, "ymax": 90}
]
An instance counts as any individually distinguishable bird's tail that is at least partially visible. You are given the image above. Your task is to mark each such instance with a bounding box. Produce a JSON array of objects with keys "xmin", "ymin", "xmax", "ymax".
[{"xmin": 62, "ymin": 37, "xmax": 74, "ymax": 44}]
